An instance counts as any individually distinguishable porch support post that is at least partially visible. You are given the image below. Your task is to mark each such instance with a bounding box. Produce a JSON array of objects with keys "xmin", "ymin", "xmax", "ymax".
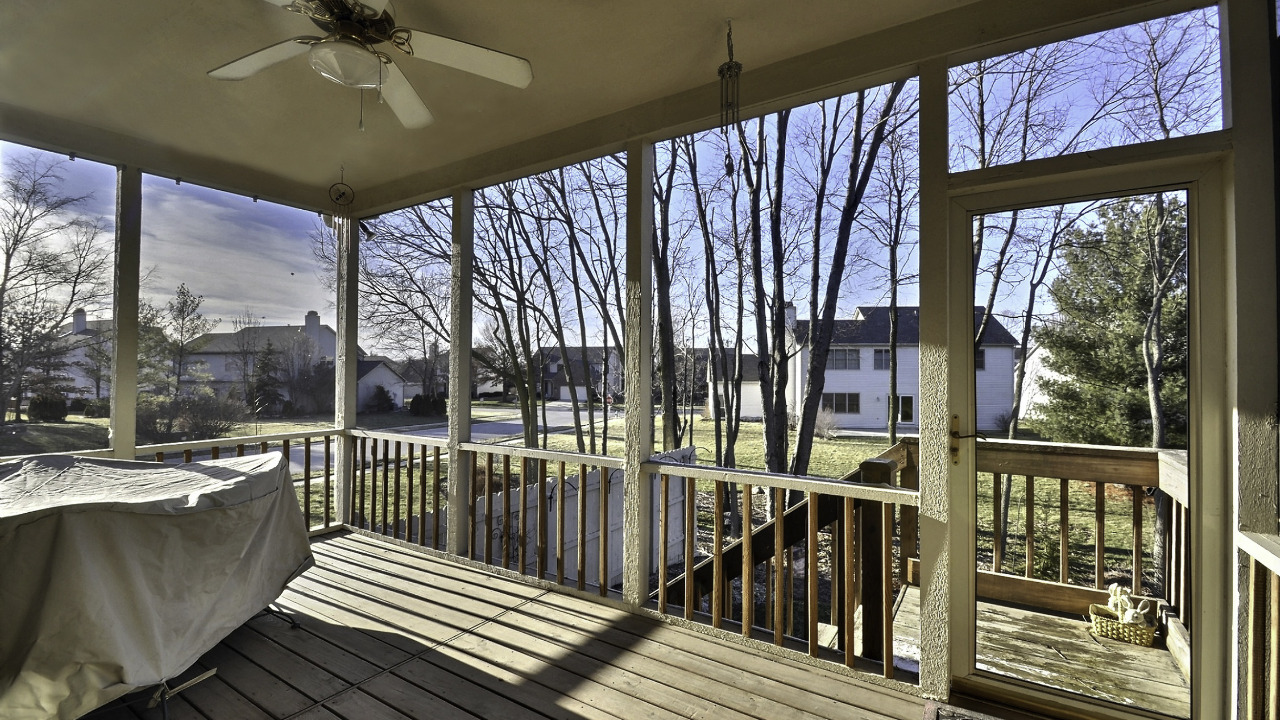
[
  {"xmin": 1223, "ymin": 0, "xmax": 1277, "ymax": 716},
  {"xmin": 622, "ymin": 139, "xmax": 654, "ymax": 606},
  {"xmin": 916, "ymin": 57, "xmax": 964, "ymax": 700},
  {"xmin": 333, "ymin": 214, "xmax": 359, "ymax": 525},
  {"xmin": 447, "ymin": 189, "xmax": 475, "ymax": 556},
  {"xmin": 109, "ymin": 165, "xmax": 141, "ymax": 459}
]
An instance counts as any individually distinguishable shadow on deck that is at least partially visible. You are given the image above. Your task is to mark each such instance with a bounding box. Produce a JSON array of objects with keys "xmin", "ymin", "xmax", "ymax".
[{"xmin": 91, "ymin": 531, "xmax": 921, "ymax": 720}]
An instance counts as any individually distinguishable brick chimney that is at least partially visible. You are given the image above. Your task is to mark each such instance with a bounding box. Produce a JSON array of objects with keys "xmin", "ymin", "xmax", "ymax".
[
  {"xmin": 304, "ymin": 310, "xmax": 321, "ymax": 346},
  {"xmin": 72, "ymin": 308, "xmax": 87, "ymax": 334}
]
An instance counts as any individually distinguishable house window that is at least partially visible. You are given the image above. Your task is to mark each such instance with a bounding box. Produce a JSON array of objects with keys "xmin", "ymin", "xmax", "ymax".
[
  {"xmin": 897, "ymin": 395, "xmax": 915, "ymax": 423},
  {"xmin": 821, "ymin": 393, "xmax": 860, "ymax": 414},
  {"xmin": 828, "ymin": 348, "xmax": 860, "ymax": 370},
  {"xmin": 975, "ymin": 348, "xmax": 985, "ymax": 370},
  {"xmin": 873, "ymin": 349, "xmax": 891, "ymax": 370}
]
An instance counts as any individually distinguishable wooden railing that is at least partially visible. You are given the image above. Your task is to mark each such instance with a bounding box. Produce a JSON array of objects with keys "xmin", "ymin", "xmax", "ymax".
[
  {"xmin": 348, "ymin": 430, "xmax": 449, "ymax": 550},
  {"xmin": 644, "ymin": 445, "xmax": 920, "ymax": 682},
  {"xmin": 964, "ymin": 439, "xmax": 1189, "ymax": 620},
  {"xmin": 457, "ymin": 441, "xmax": 630, "ymax": 595},
  {"xmin": 142, "ymin": 431, "xmax": 340, "ymax": 532},
  {"xmin": 1241, "ymin": 532, "xmax": 1280, "ymax": 720}
]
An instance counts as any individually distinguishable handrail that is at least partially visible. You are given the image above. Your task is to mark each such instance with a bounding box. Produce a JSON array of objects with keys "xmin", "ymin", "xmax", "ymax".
[
  {"xmin": 348, "ymin": 428, "xmax": 448, "ymax": 448},
  {"xmin": 642, "ymin": 459, "xmax": 920, "ymax": 506},
  {"xmin": 138, "ymin": 429, "xmax": 337, "ymax": 457},
  {"xmin": 459, "ymin": 441, "xmax": 625, "ymax": 470}
]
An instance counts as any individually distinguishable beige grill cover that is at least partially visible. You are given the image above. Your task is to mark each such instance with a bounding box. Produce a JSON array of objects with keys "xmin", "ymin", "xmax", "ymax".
[{"xmin": 0, "ymin": 452, "xmax": 314, "ymax": 719}]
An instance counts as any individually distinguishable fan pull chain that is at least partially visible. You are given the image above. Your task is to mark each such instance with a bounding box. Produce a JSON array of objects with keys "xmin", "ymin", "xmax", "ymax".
[{"xmin": 359, "ymin": 89, "xmax": 365, "ymax": 132}]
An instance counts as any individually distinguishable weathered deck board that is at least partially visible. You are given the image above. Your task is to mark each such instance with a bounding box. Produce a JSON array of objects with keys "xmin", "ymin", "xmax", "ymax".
[
  {"xmin": 894, "ymin": 586, "xmax": 1190, "ymax": 719},
  {"xmin": 101, "ymin": 531, "xmax": 918, "ymax": 720}
]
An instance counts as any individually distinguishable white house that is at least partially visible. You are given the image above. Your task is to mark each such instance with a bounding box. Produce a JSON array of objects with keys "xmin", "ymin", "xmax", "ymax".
[
  {"xmin": 54, "ymin": 309, "xmax": 113, "ymax": 400},
  {"xmin": 789, "ymin": 306, "xmax": 1017, "ymax": 432},
  {"xmin": 541, "ymin": 346, "xmax": 624, "ymax": 402},
  {"xmin": 187, "ymin": 311, "xmax": 401, "ymax": 410}
]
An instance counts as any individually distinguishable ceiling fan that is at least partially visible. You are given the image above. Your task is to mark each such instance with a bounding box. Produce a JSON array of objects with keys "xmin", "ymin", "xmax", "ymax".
[{"xmin": 208, "ymin": 0, "xmax": 533, "ymax": 129}]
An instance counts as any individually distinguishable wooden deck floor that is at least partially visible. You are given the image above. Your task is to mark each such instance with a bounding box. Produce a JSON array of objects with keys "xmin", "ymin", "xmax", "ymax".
[
  {"xmin": 90, "ymin": 531, "xmax": 921, "ymax": 720},
  {"xmin": 894, "ymin": 587, "xmax": 1190, "ymax": 719}
]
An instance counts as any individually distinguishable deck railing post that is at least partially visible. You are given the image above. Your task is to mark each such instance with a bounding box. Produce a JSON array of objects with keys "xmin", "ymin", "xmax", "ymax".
[
  {"xmin": 109, "ymin": 165, "xmax": 141, "ymax": 459},
  {"xmin": 446, "ymin": 189, "xmax": 475, "ymax": 556},
  {"xmin": 332, "ymin": 213, "xmax": 360, "ymax": 526},
  {"xmin": 622, "ymin": 139, "xmax": 655, "ymax": 606}
]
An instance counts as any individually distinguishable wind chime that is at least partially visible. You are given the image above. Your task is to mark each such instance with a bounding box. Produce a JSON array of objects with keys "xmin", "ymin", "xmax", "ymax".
[{"xmin": 717, "ymin": 20, "xmax": 742, "ymax": 177}]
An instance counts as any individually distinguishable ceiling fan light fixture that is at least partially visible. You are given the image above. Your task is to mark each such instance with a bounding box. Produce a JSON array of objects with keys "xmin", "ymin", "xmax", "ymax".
[{"xmin": 309, "ymin": 38, "xmax": 383, "ymax": 88}]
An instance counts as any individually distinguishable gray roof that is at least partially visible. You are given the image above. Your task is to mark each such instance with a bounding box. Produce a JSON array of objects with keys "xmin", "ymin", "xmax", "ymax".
[
  {"xmin": 194, "ymin": 325, "xmax": 320, "ymax": 354},
  {"xmin": 793, "ymin": 306, "xmax": 1017, "ymax": 347}
]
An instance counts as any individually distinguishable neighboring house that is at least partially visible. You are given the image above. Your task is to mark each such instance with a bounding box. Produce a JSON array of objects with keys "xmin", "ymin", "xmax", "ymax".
[
  {"xmin": 540, "ymin": 346, "xmax": 624, "ymax": 402},
  {"xmin": 706, "ymin": 350, "xmax": 764, "ymax": 420},
  {"xmin": 54, "ymin": 308, "xmax": 113, "ymax": 399},
  {"xmin": 357, "ymin": 358, "xmax": 408, "ymax": 410},
  {"xmin": 788, "ymin": 306, "xmax": 1017, "ymax": 432}
]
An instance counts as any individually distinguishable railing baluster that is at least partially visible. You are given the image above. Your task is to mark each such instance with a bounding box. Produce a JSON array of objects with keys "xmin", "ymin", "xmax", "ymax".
[
  {"xmin": 537, "ymin": 459, "xmax": 548, "ymax": 580},
  {"xmin": 684, "ymin": 474, "xmax": 695, "ymax": 619},
  {"xmin": 577, "ymin": 462, "xmax": 587, "ymax": 591},
  {"xmin": 502, "ymin": 455, "xmax": 512, "ymax": 569},
  {"xmin": 992, "ymin": 472, "xmax": 1005, "ymax": 573},
  {"xmin": 1024, "ymin": 475, "xmax": 1035, "ymax": 578},
  {"xmin": 1270, "ymin": 569, "xmax": 1279, "ymax": 719},
  {"xmin": 211, "ymin": 446, "xmax": 219, "ymax": 460},
  {"xmin": 1059, "ymin": 478, "xmax": 1069, "ymax": 584},
  {"xmin": 484, "ymin": 453, "xmax": 494, "ymax": 565},
  {"xmin": 358, "ymin": 437, "xmax": 367, "ymax": 529},
  {"xmin": 405, "ymin": 444, "xmax": 415, "ymax": 543},
  {"xmin": 392, "ymin": 442, "xmax": 402, "ymax": 540},
  {"xmin": 183, "ymin": 449, "xmax": 192, "ymax": 463},
  {"xmin": 322, "ymin": 436, "xmax": 332, "ymax": 528},
  {"xmin": 773, "ymin": 486, "xmax": 785, "ymax": 646},
  {"xmin": 236, "ymin": 443, "xmax": 245, "ymax": 457},
  {"xmin": 303, "ymin": 437, "xmax": 312, "ymax": 529},
  {"xmin": 471, "ymin": 451, "xmax": 480, "ymax": 561},
  {"xmin": 415, "ymin": 444, "xmax": 425, "ymax": 545},
  {"xmin": 517, "ymin": 456, "xmax": 526, "ymax": 573},
  {"xmin": 557, "ymin": 461, "xmax": 566, "ymax": 585},
  {"xmin": 742, "ymin": 484, "xmax": 754, "ymax": 636},
  {"xmin": 380, "ymin": 439, "xmax": 390, "ymax": 537},
  {"xmin": 1132, "ymin": 486, "xmax": 1142, "ymax": 595},
  {"xmin": 1095, "ymin": 481, "xmax": 1106, "ymax": 588},
  {"xmin": 431, "ymin": 447, "xmax": 441, "ymax": 550},
  {"xmin": 883, "ymin": 502, "xmax": 896, "ymax": 679},
  {"xmin": 1250, "ymin": 558, "xmax": 1268, "ymax": 719},
  {"xmin": 155, "ymin": 451, "xmax": 164, "ymax": 462},
  {"xmin": 599, "ymin": 465, "xmax": 609, "ymax": 597},
  {"xmin": 712, "ymin": 479, "xmax": 724, "ymax": 629},
  {"xmin": 259, "ymin": 441, "xmax": 268, "ymax": 455},
  {"xmin": 807, "ymin": 490, "xmax": 819, "ymax": 658},
  {"xmin": 658, "ymin": 473, "xmax": 669, "ymax": 614},
  {"xmin": 844, "ymin": 496, "xmax": 856, "ymax": 667}
]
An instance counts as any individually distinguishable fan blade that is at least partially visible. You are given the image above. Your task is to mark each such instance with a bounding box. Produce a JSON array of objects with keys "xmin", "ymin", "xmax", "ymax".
[
  {"xmin": 209, "ymin": 37, "xmax": 318, "ymax": 80},
  {"xmin": 399, "ymin": 30, "xmax": 533, "ymax": 88},
  {"xmin": 380, "ymin": 61, "xmax": 434, "ymax": 129}
]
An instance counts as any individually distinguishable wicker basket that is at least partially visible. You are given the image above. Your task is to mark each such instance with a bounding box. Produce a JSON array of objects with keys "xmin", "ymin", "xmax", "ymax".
[{"xmin": 1088, "ymin": 603, "xmax": 1156, "ymax": 646}]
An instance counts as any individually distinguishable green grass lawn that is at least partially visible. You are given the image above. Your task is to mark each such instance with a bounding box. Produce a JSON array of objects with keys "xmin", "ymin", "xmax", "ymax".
[{"xmin": 0, "ymin": 417, "xmax": 110, "ymax": 456}]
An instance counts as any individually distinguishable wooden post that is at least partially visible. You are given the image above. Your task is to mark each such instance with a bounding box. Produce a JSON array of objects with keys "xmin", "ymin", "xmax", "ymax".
[
  {"xmin": 622, "ymin": 139, "xmax": 655, "ymax": 606},
  {"xmin": 110, "ymin": 166, "xmax": 141, "ymax": 459},
  {"xmin": 859, "ymin": 458, "xmax": 896, "ymax": 665},
  {"xmin": 332, "ymin": 214, "xmax": 359, "ymax": 526},
  {"xmin": 447, "ymin": 189, "xmax": 475, "ymax": 556}
]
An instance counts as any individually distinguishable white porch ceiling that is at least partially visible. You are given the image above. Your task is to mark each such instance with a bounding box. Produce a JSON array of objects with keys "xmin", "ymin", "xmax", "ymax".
[{"xmin": 0, "ymin": 0, "xmax": 1162, "ymax": 216}]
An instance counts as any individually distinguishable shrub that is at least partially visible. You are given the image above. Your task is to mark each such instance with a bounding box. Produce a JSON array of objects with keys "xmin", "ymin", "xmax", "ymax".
[
  {"xmin": 83, "ymin": 398, "xmax": 111, "ymax": 418},
  {"xmin": 181, "ymin": 393, "xmax": 250, "ymax": 440},
  {"xmin": 813, "ymin": 406, "xmax": 839, "ymax": 439},
  {"xmin": 409, "ymin": 393, "xmax": 426, "ymax": 416},
  {"xmin": 366, "ymin": 385, "xmax": 396, "ymax": 413},
  {"xmin": 68, "ymin": 398, "xmax": 87, "ymax": 413},
  {"xmin": 28, "ymin": 394, "xmax": 68, "ymax": 422}
]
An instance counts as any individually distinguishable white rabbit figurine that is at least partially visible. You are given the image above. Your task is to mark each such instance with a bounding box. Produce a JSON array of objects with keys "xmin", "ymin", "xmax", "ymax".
[
  {"xmin": 1107, "ymin": 583, "xmax": 1131, "ymax": 615},
  {"xmin": 1123, "ymin": 598, "xmax": 1153, "ymax": 626}
]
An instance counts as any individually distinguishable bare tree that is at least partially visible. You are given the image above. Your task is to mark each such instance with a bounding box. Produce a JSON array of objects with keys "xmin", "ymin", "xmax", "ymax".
[{"xmin": 0, "ymin": 152, "xmax": 111, "ymax": 420}]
